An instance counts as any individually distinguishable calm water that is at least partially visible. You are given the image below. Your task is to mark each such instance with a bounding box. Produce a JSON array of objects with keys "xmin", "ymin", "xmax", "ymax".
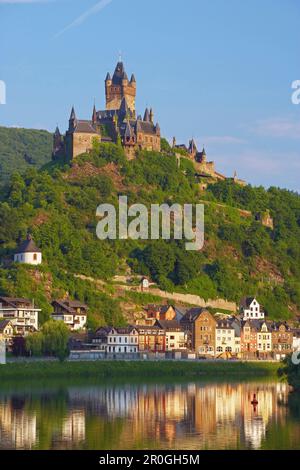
[{"xmin": 0, "ymin": 379, "xmax": 300, "ymax": 450}]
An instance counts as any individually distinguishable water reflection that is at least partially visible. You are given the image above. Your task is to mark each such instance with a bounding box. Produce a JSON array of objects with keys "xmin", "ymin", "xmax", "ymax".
[{"xmin": 0, "ymin": 381, "xmax": 299, "ymax": 450}]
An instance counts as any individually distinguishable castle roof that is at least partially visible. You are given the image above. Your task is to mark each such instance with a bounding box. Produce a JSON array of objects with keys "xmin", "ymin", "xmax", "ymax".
[
  {"xmin": 143, "ymin": 108, "xmax": 150, "ymax": 122},
  {"xmin": 54, "ymin": 126, "xmax": 61, "ymax": 136},
  {"xmin": 69, "ymin": 106, "xmax": 76, "ymax": 121},
  {"xmin": 130, "ymin": 74, "xmax": 136, "ymax": 83},
  {"xmin": 15, "ymin": 235, "xmax": 41, "ymax": 254},
  {"xmin": 73, "ymin": 120, "xmax": 97, "ymax": 134},
  {"xmin": 118, "ymin": 96, "xmax": 131, "ymax": 121},
  {"xmin": 105, "ymin": 72, "xmax": 111, "ymax": 81},
  {"xmin": 112, "ymin": 61, "xmax": 128, "ymax": 85}
]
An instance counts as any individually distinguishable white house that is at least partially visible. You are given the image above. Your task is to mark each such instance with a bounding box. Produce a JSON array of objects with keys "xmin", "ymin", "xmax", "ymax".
[
  {"xmin": 154, "ymin": 319, "xmax": 186, "ymax": 351},
  {"xmin": 51, "ymin": 300, "xmax": 88, "ymax": 331},
  {"xmin": 92, "ymin": 326, "xmax": 139, "ymax": 354},
  {"xmin": 14, "ymin": 235, "xmax": 42, "ymax": 265},
  {"xmin": 0, "ymin": 297, "xmax": 40, "ymax": 335},
  {"xmin": 215, "ymin": 318, "xmax": 241, "ymax": 356},
  {"xmin": 257, "ymin": 321, "xmax": 272, "ymax": 355},
  {"xmin": 240, "ymin": 297, "xmax": 265, "ymax": 321}
]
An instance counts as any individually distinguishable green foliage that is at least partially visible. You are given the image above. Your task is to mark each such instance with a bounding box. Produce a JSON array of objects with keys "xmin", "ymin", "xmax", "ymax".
[
  {"xmin": 26, "ymin": 320, "xmax": 70, "ymax": 361},
  {"xmin": 279, "ymin": 354, "xmax": 300, "ymax": 391},
  {"xmin": 0, "ymin": 126, "xmax": 52, "ymax": 186},
  {"xmin": 0, "ymin": 140, "xmax": 299, "ymax": 324}
]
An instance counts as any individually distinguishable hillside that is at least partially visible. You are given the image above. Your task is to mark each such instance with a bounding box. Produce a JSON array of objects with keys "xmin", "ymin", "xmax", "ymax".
[
  {"xmin": 0, "ymin": 126, "xmax": 52, "ymax": 185},
  {"xmin": 0, "ymin": 139, "xmax": 300, "ymax": 327}
]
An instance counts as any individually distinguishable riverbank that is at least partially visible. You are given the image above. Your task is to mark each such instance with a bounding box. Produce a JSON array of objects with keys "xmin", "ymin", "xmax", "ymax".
[{"xmin": 0, "ymin": 360, "xmax": 280, "ymax": 382}]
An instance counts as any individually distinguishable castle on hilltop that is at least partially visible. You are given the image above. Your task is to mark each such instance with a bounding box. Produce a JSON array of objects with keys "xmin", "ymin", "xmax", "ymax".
[{"xmin": 53, "ymin": 61, "xmax": 161, "ymax": 161}]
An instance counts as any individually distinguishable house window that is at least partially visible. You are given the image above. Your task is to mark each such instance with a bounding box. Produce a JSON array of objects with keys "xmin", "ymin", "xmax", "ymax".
[{"xmin": 33, "ymin": 253, "xmax": 37, "ymax": 261}]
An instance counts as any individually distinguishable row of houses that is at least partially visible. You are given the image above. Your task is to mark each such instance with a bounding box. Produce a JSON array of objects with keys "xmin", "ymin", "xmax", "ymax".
[
  {"xmin": 1, "ymin": 295, "xmax": 300, "ymax": 361},
  {"xmin": 72, "ymin": 299, "xmax": 300, "ymax": 361}
]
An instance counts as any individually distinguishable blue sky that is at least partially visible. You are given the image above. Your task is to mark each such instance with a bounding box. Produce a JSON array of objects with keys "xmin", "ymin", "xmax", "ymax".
[{"xmin": 0, "ymin": 0, "xmax": 299, "ymax": 191}]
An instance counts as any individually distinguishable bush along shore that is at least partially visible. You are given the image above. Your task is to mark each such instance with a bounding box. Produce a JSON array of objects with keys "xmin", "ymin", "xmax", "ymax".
[{"xmin": 0, "ymin": 360, "xmax": 280, "ymax": 382}]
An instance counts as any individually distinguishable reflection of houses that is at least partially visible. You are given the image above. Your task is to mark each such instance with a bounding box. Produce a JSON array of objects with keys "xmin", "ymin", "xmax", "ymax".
[
  {"xmin": 61, "ymin": 410, "xmax": 86, "ymax": 444},
  {"xmin": 0, "ymin": 401, "xmax": 37, "ymax": 450},
  {"xmin": 0, "ymin": 297, "xmax": 40, "ymax": 335},
  {"xmin": 180, "ymin": 308, "xmax": 216, "ymax": 356},
  {"xmin": 51, "ymin": 300, "xmax": 88, "ymax": 331}
]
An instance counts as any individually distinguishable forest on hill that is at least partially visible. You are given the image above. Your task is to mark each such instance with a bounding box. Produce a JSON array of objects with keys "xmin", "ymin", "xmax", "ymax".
[
  {"xmin": 0, "ymin": 126, "xmax": 53, "ymax": 185},
  {"xmin": 0, "ymin": 138, "xmax": 300, "ymax": 327}
]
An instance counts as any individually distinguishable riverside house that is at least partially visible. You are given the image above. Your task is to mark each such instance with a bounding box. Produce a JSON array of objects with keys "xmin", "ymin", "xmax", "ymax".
[
  {"xmin": 92, "ymin": 326, "xmax": 139, "ymax": 354},
  {"xmin": 215, "ymin": 318, "xmax": 241, "ymax": 357},
  {"xmin": 154, "ymin": 319, "xmax": 187, "ymax": 352},
  {"xmin": 271, "ymin": 322, "xmax": 293, "ymax": 360},
  {"xmin": 0, "ymin": 297, "xmax": 40, "ymax": 335},
  {"xmin": 180, "ymin": 308, "xmax": 217, "ymax": 357},
  {"xmin": 51, "ymin": 300, "xmax": 88, "ymax": 331},
  {"xmin": 0, "ymin": 319, "xmax": 14, "ymax": 347}
]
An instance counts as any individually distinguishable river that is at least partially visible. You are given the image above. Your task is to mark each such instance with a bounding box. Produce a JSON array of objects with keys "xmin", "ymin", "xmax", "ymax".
[{"xmin": 0, "ymin": 379, "xmax": 299, "ymax": 450}]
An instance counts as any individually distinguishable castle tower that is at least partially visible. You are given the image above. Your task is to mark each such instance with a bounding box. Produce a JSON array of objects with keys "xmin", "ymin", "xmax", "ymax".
[{"xmin": 105, "ymin": 62, "xmax": 136, "ymax": 114}]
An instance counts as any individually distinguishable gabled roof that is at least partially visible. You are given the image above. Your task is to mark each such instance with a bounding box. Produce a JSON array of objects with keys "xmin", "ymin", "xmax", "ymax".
[
  {"xmin": 52, "ymin": 299, "xmax": 88, "ymax": 314},
  {"xmin": 15, "ymin": 235, "xmax": 41, "ymax": 254},
  {"xmin": 155, "ymin": 319, "xmax": 182, "ymax": 331},
  {"xmin": 240, "ymin": 297, "xmax": 257, "ymax": 309},
  {"xmin": 74, "ymin": 120, "xmax": 97, "ymax": 134},
  {"xmin": 0, "ymin": 319, "xmax": 13, "ymax": 332},
  {"xmin": 112, "ymin": 61, "xmax": 128, "ymax": 85},
  {"xmin": 181, "ymin": 307, "xmax": 211, "ymax": 323},
  {"xmin": 0, "ymin": 296, "xmax": 32, "ymax": 307}
]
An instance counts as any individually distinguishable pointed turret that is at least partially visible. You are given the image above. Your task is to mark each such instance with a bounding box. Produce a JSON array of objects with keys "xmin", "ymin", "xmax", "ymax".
[
  {"xmin": 69, "ymin": 106, "xmax": 77, "ymax": 131},
  {"xmin": 188, "ymin": 138, "xmax": 197, "ymax": 155},
  {"xmin": 119, "ymin": 96, "xmax": 131, "ymax": 121},
  {"xmin": 155, "ymin": 122, "xmax": 160, "ymax": 135},
  {"xmin": 54, "ymin": 126, "xmax": 61, "ymax": 137},
  {"xmin": 105, "ymin": 72, "xmax": 112, "ymax": 82},
  {"xmin": 136, "ymin": 119, "xmax": 142, "ymax": 133},
  {"xmin": 201, "ymin": 146, "xmax": 207, "ymax": 163},
  {"xmin": 130, "ymin": 74, "xmax": 136, "ymax": 83},
  {"xmin": 125, "ymin": 120, "xmax": 133, "ymax": 140},
  {"xmin": 149, "ymin": 108, "xmax": 154, "ymax": 123},
  {"xmin": 92, "ymin": 104, "xmax": 97, "ymax": 124},
  {"xmin": 69, "ymin": 106, "xmax": 76, "ymax": 121},
  {"xmin": 143, "ymin": 108, "xmax": 150, "ymax": 122}
]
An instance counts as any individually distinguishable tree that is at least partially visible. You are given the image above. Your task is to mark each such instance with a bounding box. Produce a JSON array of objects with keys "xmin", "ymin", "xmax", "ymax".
[
  {"xmin": 26, "ymin": 332, "xmax": 43, "ymax": 356},
  {"xmin": 41, "ymin": 320, "xmax": 70, "ymax": 361}
]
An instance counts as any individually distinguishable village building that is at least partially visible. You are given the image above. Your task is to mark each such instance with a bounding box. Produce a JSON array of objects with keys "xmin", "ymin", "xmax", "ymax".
[
  {"xmin": 140, "ymin": 277, "xmax": 150, "ymax": 292},
  {"xmin": 13, "ymin": 234, "xmax": 42, "ymax": 266},
  {"xmin": 53, "ymin": 61, "xmax": 161, "ymax": 161},
  {"xmin": 51, "ymin": 300, "xmax": 88, "ymax": 331},
  {"xmin": 92, "ymin": 326, "xmax": 139, "ymax": 354},
  {"xmin": 154, "ymin": 319, "xmax": 187, "ymax": 352},
  {"xmin": 271, "ymin": 322, "xmax": 293, "ymax": 360},
  {"xmin": 215, "ymin": 318, "xmax": 241, "ymax": 357},
  {"xmin": 241, "ymin": 320, "xmax": 259, "ymax": 359},
  {"xmin": 180, "ymin": 308, "xmax": 217, "ymax": 357},
  {"xmin": 134, "ymin": 325, "xmax": 166, "ymax": 353},
  {"xmin": 240, "ymin": 297, "xmax": 265, "ymax": 321},
  {"xmin": 0, "ymin": 297, "xmax": 40, "ymax": 335},
  {"xmin": 0, "ymin": 319, "xmax": 14, "ymax": 347},
  {"xmin": 256, "ymin": 321, "xmax": 273, "ymax": 358},
  {"xmin": 144, "ymin": 304, "xmax": 177, "ymax": 323}
]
